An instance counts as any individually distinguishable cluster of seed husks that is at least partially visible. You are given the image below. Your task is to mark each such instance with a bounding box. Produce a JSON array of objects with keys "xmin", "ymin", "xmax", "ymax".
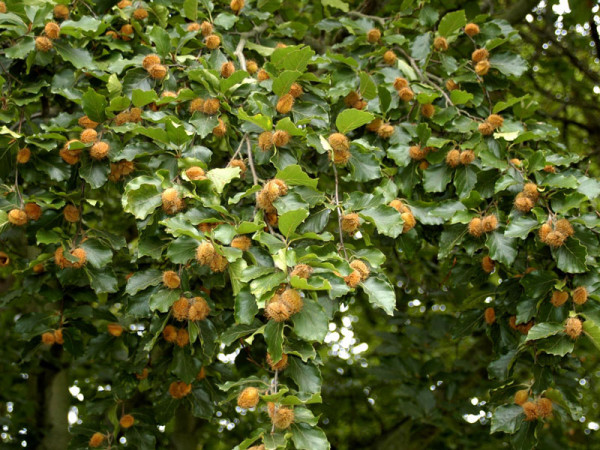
[{"xmin": 539, "ymin": 218, "xmax": 574, "ymax": 248}]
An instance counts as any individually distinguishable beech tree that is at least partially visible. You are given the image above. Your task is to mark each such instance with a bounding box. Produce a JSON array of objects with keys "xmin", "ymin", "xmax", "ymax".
[{"xmin": 1, "ymin": 1, "xmax": 600, "ymax": 449}]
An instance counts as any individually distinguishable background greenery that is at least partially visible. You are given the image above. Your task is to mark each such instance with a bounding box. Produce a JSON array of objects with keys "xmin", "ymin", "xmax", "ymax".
[{"xmin": 1, "ymin": 0, "xmax": 600, "ymax": 449}]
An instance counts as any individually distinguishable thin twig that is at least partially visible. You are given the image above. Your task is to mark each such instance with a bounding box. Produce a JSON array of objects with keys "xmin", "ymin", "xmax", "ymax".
[
  {"xmin": 332, "ymin": 163, "xmax": 348, "ymax": 260},
  {"xmin": 234, "ymin": 38, "xmax": 247, "ymax": 71},
  {"xmin": 244, "ymin": 136, "xmax": 258, "ymax": 186},
  {"xmin": 347, "ymin": 11, "xmax": 386, "ymax": 25},
  {"xmin": 227, "ymin": 133, "xmax": 248, "ymax": 165}
]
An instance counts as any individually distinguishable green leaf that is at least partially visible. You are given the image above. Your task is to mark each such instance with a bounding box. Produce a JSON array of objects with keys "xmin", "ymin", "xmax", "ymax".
[
  {"xmin": 291, "ymin": 424, "xmax": 330, "ymax": 450},
  {"xmin": 536, "ymin": 334, "xmax": 574, "ymax": 356},
  {"xmin": 450, "ymin": 89, "xmax": 473, "ymax": 105},
  {"xmin": 335, "ymin": 109, "xmax": 375, "ymax": 134},
  {"xmin": 291, "ymin": 296, "xmax": 329, "ymax": 342},
  {"xmin": 362, "ymin": 276, "xmax": 396, "ymax": 315},
  {"xmin": 126, "ymin": 269, "xmax": 163, "ymax": 295},
  {"xmin": 82, "ymin": 88, "xmax": 107, "ymax": 122},
  {"xmin": 149, "ymin": 26, "xmax": 171, "ymax": 57},
  {"xmin": 287, "ymin": 357, "xmax": 321, "ymax": 394},
  {"xmin": 359, "ymin": 72, "xmax": 377, "ymax": 100},
  {"xmin": 486, "ymin": 232, "xmax": 517, "ymax": 266},
  {"xmin": 132, "ymin": 89, "xmax": 158, "ymax": 107},
  {"xmin": 437, "ymin": 10, "xmax": 466, "ymax": 37},
  {"xmin": 489, "ymin": 53, "xmax": 528, "ymax": 77},
  {"xmin": 237, "ymin": 108, "xmax": 272, "ymax": 131},
  {"xmin": 583, "ymin": 316, "xmax": 600, "ymax": 351},
  {"xmin": 122, "ymin": 177, "xmax": 162, "ymax": 220},
  {"xmin": 272, "ymin": 70, "xmax": 302, "ymax": 96},
  {"xmin": 54, "ymin": 41, "xmax": 94, "ymax": 69},
  {"xmin": 321, "ymin": 0, "xmax": 349, "ymax": 12},
  {"xmin": 5, "ymin": 36, "xmax": 35, "ymax": 59},
  {"xmin": 207, "ymin": 167, "xmax": 241, "ymax": 193},
  {"xmin": 360, "ymin": 206, "xmax": 404, "ymax": 238},
  {"xmin": 271, "ymin": 45, "xmax": 315, "ymax": 72},
  {"xmin": 552, "ymin": 238, "xmax": 588, "ymax": 274},
  {"xmin": 490, "ymin": 405, "xmax": 524, "ymax": 434},
  {"xmin": 171, "ymin": 348, "xmax": 200, "ymax": 384},
  {"xmin": 234, "ymin": 289, "xmax": 259, "ymax": 325},
  {"xmin": 183, "ymin": 0, "xmax": 198, "ymax": 20},
  {"xmin": 423, "ymin": 164, "xmax": 452, "ymax": 193},
  {"xmin": 525, "ymin": 323, "xmax": 564, "ymax": 341},
  {"xmin": 80, "ymin": 239, "xmax": 113, "ymax": 269},
  {"xmin": 279, "ymin": 209, "xmax": 309, "ymax": 238},
  {"xmin": 149, "ymin": 289, "xmax": 180, "ymax": 313},
  {"xmin": 80, "ymin": 157, "xmax": 109, "ymax": 189},
  {"xmin": 505, "ymin": 216, "xmax": 538, "ymax": 239},
  {"xmin": 86, "ymin": 266, "xmax": 118, "ymax": 294},
  {"xmin": 264, "ymin": 320, "xmax": 285, "ymax": 363},
  {"xmin": 167, "ymin": 236, "xmax": 198, "ymax": 264},
  {"xmin": 275, "ymin": 164, "xmax": 318, "ymax": 188}
]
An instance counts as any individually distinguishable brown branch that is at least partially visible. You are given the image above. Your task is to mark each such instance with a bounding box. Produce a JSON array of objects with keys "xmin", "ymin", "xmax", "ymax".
[
  {"xmin": 590, "ymin": 18, "xmax": 600, "ymax": 60},
  {"xmin": 332, "ymin": 163, "xmax": 348, "ymax": 260}
]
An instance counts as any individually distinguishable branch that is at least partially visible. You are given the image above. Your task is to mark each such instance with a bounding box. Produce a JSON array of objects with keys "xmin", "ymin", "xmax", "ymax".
[
  {"xmin": 502, "ymin": 0, "xmax": 539, "ymax": 25},
  {"xmin": 590, "ymin": 18, "xmax": 600, "ymax": 60},
  {"xmin": 332, "ymin": 163, "xmax": 348, "ymax": 260},
  {"xmin": 234, "ymin": 37, "xmax": 246, "ymax": 71}
]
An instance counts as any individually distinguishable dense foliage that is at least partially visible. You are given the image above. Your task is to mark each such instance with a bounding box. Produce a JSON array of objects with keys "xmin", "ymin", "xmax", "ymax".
[{"xmin": 1, "ymin": 1, "xmax": 600, "ymax": 449}]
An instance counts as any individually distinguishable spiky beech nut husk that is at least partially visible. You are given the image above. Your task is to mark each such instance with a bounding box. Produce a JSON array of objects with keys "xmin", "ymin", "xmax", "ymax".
[
  {"xmin": 238, "ymin": 387, "xmax": 259, "ymax": 409},
  {"xmin": 555, "ymin": 218, "xmax": 574, "ymax": 237},
  {"xmin": 119, "ymin": 414, "xmax": 134, "ymax": 428},
  {"xmin": 186, "ymin": 166, "xmax": 206, "ymax": 181},
  {"xmin": 367, "ymin": 28, "xmax": 381, "ymax": 43},
  {"xmin": 205, "ymin": 34, "xmax": 220, "ymax": 49},
  {"xmin": 188, "ymin": 297, "xmax": 211, "ymax": 321},
  {"xmin": 536, "ymin": 398, "xmax": 553, "ymax": 418},
  {"xmin": 63, "ymin": 204, "xmax": 79, "ymax": 223},
  {"xmin": 169, "ymin": 381, "xmax": 192, "ymax": 398},
  {"xmin": 481, "ymin": 256, "xmax": 495, "ymax": 273},
  {"xmin": 189, "ymin": 98, "xmax": 204, "ymax": 113},
  {"xmin": 290, "ymin": 264, "xmax": 313, "ymax": 279},
  {"xmin": 407, "ymin": 145, "xmax": 425, "ymax": 161},
  {"xmin": 42, "ymin": 332, "xmax": 55, "ymax": 345},
  {"xmin": 514, "ymin": 193, "xmax": 534, "ymax": 213},
  {"xmin": 514, "ymin": 389, "xmax": 529, "ymax": 406},
  {"xmin": 220, "ymin": 61, "xmax": 235, "ymax": 78},
  {"xmin": 510, "ymin": 158, "xmax": 522, "ymax": 166},
  {"xmin": 89, "ymin": 432, "xmax": 105, "ymax": 448},
  {"xmin": 341, "ymin": 213, "xmax": 360, "ymax": 233},
  {"xmin": 276, "ymin": 93, "xmax": 294, "ymax": 114},
  {"xmin": 196, "ymin": 241, "xmax": 216, "ymax": 265},
  {"xmin": 176, "ymin": 328, "xmax": 189, "ymax": 347},
  {"xmin": 90, "ymin": 141, "xmax": 110, "ymax": 160},
  {"xmin": 344, "ymin": 270, "xmax": 361, "ymax": 288},
  {"xmin": 202, "ymin": 98, "xmax": 220, "ymax": 115},
  {"xmin": 328, "ymin": 133, "xmax": 350, "ymax": 155},
  {"xmin": 401, "ymin": 212, "xmax": 416, "ymax": 233},
  {"xmin": 433, "ymin": 36, "xmax": 448, "ymax": 51},
  {"xmin": 393, "ymin": 77, "xmax": 409, "ymax": 90},
  {"xmin": 545, "ymin": 231, "xmax": 565, "ymax": 248},
  {"xmin": 487, "ymin": 114, "xmax": 504, "ymax": 129},
  {"xmin": 522, "ymin": 183, "xmax": 539, "ymax": 201},
  {"xmin": 445, "ymin": 79, "xmax": 459, "ymax": 91},
  {"xmin": 54, "ymin": 247, "xmax": 67, "ymax": 268},
  {"xmin": 106, "ymin": 322, "xmax": 124, "ymax": 337},
  {"xmin": 265, "ymin": 301, "xmax": 291, "ymax": 322},
  {"xmin": 366, "ymin": 118, "xmax": 383, "ymax": 132},
  {"xmin": 508, "ymin": 316, "xmax": 518, "ymax": 330},
  {"xmin": 133, "ymin": 7, "xmax": 148, "ymax": 19},
  {"xmin": 136, "ymin": 367, "xmax": 149, "ymax": 380},
  {"xmin": 258, "ymin": 131, "xmax": 274, "ymax": 151},
  {"xmin": 16, "ymin": 146, "xmax": 30, "ymax": 163},
  {"xmin": 44, "ymin": 22, "xmax": 60, "ymax": 39},
  {"xmin": 187, "ymin": 22, "xmax": 201, "ymax": 31},
  {"xmin": 464, "ymin": 23, "xmax": 480, "ymax": 36},
  {"xmin": 459, "ymin": 150, "xmax": 476, "ymax": 165},
  {"xmin": 161, "ymin": 188, "xmax": 182, "ymax": 214},
  {"xmin": 257, "ymin": 69, "xmax": 270, "ymax": 81},
  {"xmin": 230, "ymin": 0, "xmax": 245, "ymax": 13},
  {"xmin": 53, "ymin": 4, "xmax": 69, "ymax": 19},
  {"xmin": 80, "ymin": 128, "xmax": 97, "ymax": 143},
  {"xmin": 420, "ymin": 103, "xmax": 435, "ymax": 118},
  {"xmin": 349, "ymin": 260, "xmax": 370, "ymax": 281},
  {"xmin": 0, "ymin": 252, "xmax": 9, "ymax": 267},
  {"xmin": 472, "ymin": 48, "xmax": 489, "ymax": 63},
  {"xmin": 383, "ymin": 50, "xmax": 397, "ymax": 65},
  {"xmin": 265, "ymin": 211, "xmax": 278, "ymax": 226},
  {"xmin": 572, "ymin": 286, "xmax": 588, "ymax": 305},
  {"xmin": 120, "ymin": 23, "xmax": 134, "ymax": 36},
  {"xmin": 538, "ymin": 223, "xmax": 552, "ymax": 242},
  {"xmin": 468, "ymin": 217, "xmax": 484, "ymax": 237},
  {"xmin": 213, "ymin": 118, "xmax": 227, "ymax": 137},
  {"xmin": 256, "ymin": 190, "xmax": 275, "ymax": 213},
  {"xmin": 161, "ymin": 90, "xmax": 177, "ymax": 99},
  {"xmin": 398, "ymin": 87, "xmax": 414, "ymax": 102},
  {"xmin": 0, "ymin": 2, "xmax": 6, "ymax": 13},
  {"xmin": 149, "ymin": 64, "xmax": 167, "ymax": 79},
  {"xmin": 445, "ymin": 149, "xmax": 460, "ymax": 168},
  {"xmin": 231, "ymin": 235, "xmax": 252, "ymax": 251},
  {"xmin": 143, "ymin": 54, "xmax": 161, "ymax": 70},
  {"xmin": 33, "ymin": 263, "xmax": 44, "ymax": 273},
  {"xmin": 475, "ymin": 59, "xmax": 491, "ymax": 76},
  {"xmin": 550, "ymin": 291, "xmax": 568, "ymax": 307},
  {"xmin": 377, "ymin": 123, "xmax": 395, "ymax": 139},
  {"xmin": 482, "ymin": 215, "xmax": 498, "ymax": 232},
  {"xmin": 544, "ymin": 164, "xmax": 556, "ymax": 173},
  {"xmin": 106, "ymin": 30, "xmax": 118, "ymax": 39},
  {"xmin": 230, "ymin": 159, "xmax": 247, "ymax": 175},
  {"xmin": 484, "ymin": 307, "xmax": 496, "ymax": 325},
  {"xmin": 163, "ymin": 325, "xmax": 177, "ymax": 343},
  {"xmin": 288, "ymin": 82, "xmax": 303, "ymax": 98},
  {"xmin": 114, "ymin": 111, "xmax": 131, "ymax": 125},
  {"xmin": 565, "ymin": 317, "xmax": 583, "ymax": 340},
  {"xmin": 70, "ymin": 248, "xmax": 87, "ymax": 268},
  {"xmin": 129, "ymin": 107, "xmax": 142, "ymax": 122},
  {"xmin": 267, "ymin": 352, "xmax": 288, "ymax": 371},
  {"xmin": 196, "ymin": 367, "xmax": 206, "ymax": 380},
  {"xmin": 272, "ymin": 130, "xmax": 291, "ymax": 147},
  {"xmin": 24, "ymin": 203, "xmax": 42, "ymax": 220},
  {"xmin": 389, "ymin": 199, "xmax": 409, "ymax": 214},
  {"xmin": 272, "ymin": 407, "xmax": 295, "ymax": 429},
  {"xmin": 200, "ymin": 21, "xmax": 213, "ymax": 36},
  {"xmin": 210, "ymin": 253, "xmax": 229, "ymax": 273},
  {"xmin": 78, "ymin": 115, "xmax": 99, "ymax": 129},
  {"xmin": 522, "ymin": 401, "xmax": 538, "ymax": 421},
  {"xmin": 171, "ymin": 297, "xmax": 190, "ymax": 321},
  {"xmin": 262, "ymin": 179, "xmax": 288, "ymax": 202},
  {"xmin": 281, "ymin": 288, "xmax": 303, "ymax": 314},
  {"xmin": 478, "ymin": 121, "xmax": 494, "ymax": 136},
  {"xmin": 163, "ymin": 270, "xmax": 181, "ymax": 289},
  {"xmin": 35, "ymin": 35, "xmax": 53, "ymax": 52},
  {"xmin": 53, "ymin": 328, "xmax": 64, "ymax": 345},
  {"xmin": 517, "ymin": 320, "xmax": 534, "ymax": 335},
  {"xmin": 332, "ymin": 147, "xmax": 351, "ymax": 165}
]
